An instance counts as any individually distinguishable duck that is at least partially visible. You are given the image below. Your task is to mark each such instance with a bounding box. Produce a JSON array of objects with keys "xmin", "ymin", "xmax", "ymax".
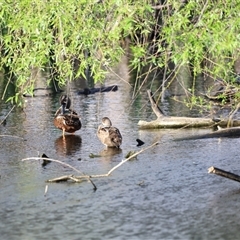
[
  {"xmin": 54, "ymin": 95, "xmax": 81, "ymax": 136},
  {"xmin": 97, "ymin": 117, "xmax": 122, "ymax": 148}
]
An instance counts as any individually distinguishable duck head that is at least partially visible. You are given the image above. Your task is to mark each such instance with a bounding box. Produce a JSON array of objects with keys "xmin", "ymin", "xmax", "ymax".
[
  {"xmin": 60, "ymin": 95, "xmax": 71, "ymax": 114},
  {"xmin": 101, "ymin": 117, "xmax": 112, "ymax": 127}
]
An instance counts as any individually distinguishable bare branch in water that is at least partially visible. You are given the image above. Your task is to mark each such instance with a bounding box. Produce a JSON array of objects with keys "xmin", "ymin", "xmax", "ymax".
[
  {"xmin": 22, "ymin": 157, "xmax": 97, "ymax": 190},
  {"xmin": 22, "ymin": 157, "xmax": 84, "ymax": 174},
  {"xmin": 22, "ymin": 141, "xmax": 159, "ymax": 190},
  {"xmin": 208, "ymin": 166, "xmax": 240, "ymax": 183},
  {"xmin": 44, "ymin": 185, "xmax": 48, "ymax": 197},
  {"xmin": 0, "ymin": 135, "xmax": 24, "ymax": 140},
  {"xmin": 107, "ymin": 141, "xmax": 159, "ymax": 176}
]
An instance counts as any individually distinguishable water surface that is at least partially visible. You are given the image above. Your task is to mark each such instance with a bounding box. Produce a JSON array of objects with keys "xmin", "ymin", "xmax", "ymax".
[{"xmin": 1, "ymin": 64, "xmax": 240, "ymax": 240}]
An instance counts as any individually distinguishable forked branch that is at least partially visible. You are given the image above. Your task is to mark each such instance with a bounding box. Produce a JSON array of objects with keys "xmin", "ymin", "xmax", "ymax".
[
  {"xmin": 22, "ymin": 142, "xmax": 158, "ymax": 190},
  {"xmin": 22, "ymin": 157, "xmax": 97, "ymax": 190},
  {"xmin": 22, "ymin": 141, "xmax": 159, "ymax": 189}
]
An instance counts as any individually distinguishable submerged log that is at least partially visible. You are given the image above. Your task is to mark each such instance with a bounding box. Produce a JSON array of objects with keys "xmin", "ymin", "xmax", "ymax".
[
  {"xmin": 176, "ymin": 126, "xmax": 240, "ymax": 140},
  {"xmin": 208, "ymin": 166, "xmax": 240, "ymax": 183},
  {"xmin": 77, "ymin": 85, "xmax": 118, "ymax": 95},
  {"xmin": 138, "ymin": 90, "xmax": 240, "ymax": 129}
]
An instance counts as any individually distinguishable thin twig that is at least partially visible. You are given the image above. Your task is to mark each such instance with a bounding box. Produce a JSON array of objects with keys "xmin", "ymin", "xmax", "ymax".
[
  {"xmin": 194, "ymin": 0, "xmax": 208, "ymax": 27},
  {"xmin": 78, "ymin": 142, "xmax": 158, "ymax": 179},
  {"xmin": 47, "ymin": 175, "xmax": 75, "ymax": 182},
  {"xmin": 22, "ymin": 157, "xmax": 97, "ymax": 190},
  {"xmin": 147, "ymin": 90, "xmax": 165, "ymax": 118},
  {"xmin": 23, "ymin": 142, "xmax": 159, "ymax": 189},
  {"xmin": 161, "ymin": 50, "xmax": 170, "ymax": 102},
  {"xmin": 227, "ymin": 102, "xmax": 240, "ymax": 128},
  {"xmin": 2, "ymin": 73, "xmax": 13, "ymax": 100},
  {"xmin": 74, "ymin": 141, "xmax": 159, "ymax": 179},
  {"xmin": 44, "ymin": 185, "xmax": 48, "ymax": 196},
  {"xmin": 107, "ymin": 141, "xmax": 159, "ymax": 176},
  {"xmin": 104, "ymin": 65, "xmax": 131, "ymax": 86},
  {"xmin": 69, "ymin": 176, "xmax": 85, "ymax": 183},
  {"xmin": 22, "ymin": 157, "xmax": 84, "ymax": 174},
  {"xmin": 0, "ymin": 105, "xmax": 16, "ymax": 125},
  {"xmin": 0, "ymin": 134, "xmax": 24, "ymax": 140}
]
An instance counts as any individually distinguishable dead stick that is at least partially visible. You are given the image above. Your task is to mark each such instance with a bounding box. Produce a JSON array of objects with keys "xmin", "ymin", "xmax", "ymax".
[
  {"xmin": 76, "ymin": 174, "xmax": 108, "ymax": 179},
  {"xmin": 227, "ymin": 102, "xmax": 240, "ymax": 128},
  {"xmin": 208, "ymin": 166, "xmax": 240, "ymax": 183},
  {"xmin": 22, "ymin": 158, "xmax": 85, "ymax": 174},
  {"xmin": 107, "ymin": 141, "xmax": 159, "ymax": 176},
  {"xmin": 147, "ymin": 90, "xmax": 165, "ymax": 118},
  {"xmin": 49, "ymin": 141, "xmax": 159, "ymax": 181},
  {"xmin": 22, "ymin": 157, "xmax": 97, "ymax": 190},
  {"xmin": 47, "ymin": 175, "xmax": 74, "ymax": 182},
  {"xmin": 69, "ymin": 176, "xmax": 85, "ymax": 183},
  {"xmin": 25, "ymin": 142, "xmax": 159, "ymax": 187},
  {"xmin": 0, "ymin": 135, "xmax": 24, "ymax": 140}
]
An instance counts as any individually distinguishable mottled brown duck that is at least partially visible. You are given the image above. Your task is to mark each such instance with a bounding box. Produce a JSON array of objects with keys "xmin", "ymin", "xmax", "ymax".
[
  {"xmin": 54, "ymin": 95, "xmax": 81, "ymax": 136},
  {"xmin": 97, "ymin": 117, "xmax": 122, "ymax": 148}
]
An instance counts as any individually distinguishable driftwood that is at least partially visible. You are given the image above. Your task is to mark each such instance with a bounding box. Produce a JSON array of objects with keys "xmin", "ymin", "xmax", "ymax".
[
  {"xmin": 22, "ymin": 157, "xmax": 97, "ymax": 190},
  {"xmin": 138, "ymin": 90, "xmax": 240, "ymax": 129},
  {"xmin": 77, "ymin": 85, "xmax": 118, "ymax": 95},
  {"xmin": 176, "ymin": 126, "xmax": 240, "ymax": 140},
  {"xmin": 47, "ymin": 141, "xmax": 158, "ymax": 181},
  {"xmin": 22, "ymin": 141, "xmax": 158, "ymax": 191},
  {"xmin": 208, "ymin": 166, "xmax": 240, "ymax": 183}
]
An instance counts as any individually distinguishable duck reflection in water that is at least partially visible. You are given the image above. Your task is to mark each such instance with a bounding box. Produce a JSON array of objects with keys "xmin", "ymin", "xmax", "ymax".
[
  {"xmin": 95, "ymin": 147, "xmax": 122, "ymax": 163},
  {"xmin": 55, "ymin": 135, "xmax": 82, "ymax": 156},
  {"xmin": 99, "ymin": 147, "xmax": 122, "ymax": 157}
]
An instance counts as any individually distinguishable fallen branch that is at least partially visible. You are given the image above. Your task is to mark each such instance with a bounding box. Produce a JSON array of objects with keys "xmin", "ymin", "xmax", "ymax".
[
  {"xmin": 72, "ymin": 141, "xmax": 159, "ymax": 180},
  {"xmin": 138, "ymin": 90, "xmax": 240, "ymax": 129},
  {"xmin": 208, "ymin": 166, "xmax": 240, "ymax": 183},
  {"xmin": 147, "ymin": 90, "xmax": 164, "ymax": 119},
  {"xmin": 176, "ymin": 126, "xmax": 240, "ymax": 141},
  {"xmin": 0, "ymin": 134, "xmax": 25, "ymax": 140},
  {"xmin": 107, "ymin": 141, "xmax": 158, "ymax": 176},
  {"xmin": 22, "ymin": 141, "xmax": 159, "ymax": 188},
  {"xmin": 22, "ymin": 157, "xmax": 97, "ymax": 190}
]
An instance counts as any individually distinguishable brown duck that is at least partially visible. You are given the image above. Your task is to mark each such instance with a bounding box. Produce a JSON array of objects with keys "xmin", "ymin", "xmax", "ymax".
[
  {"xmin": 54, "ymin": 95, "xmax": 81, "ymax": 136},
  {"xmin": 97, "ymin": 117, "xmax": 122, "ymax": 148}
]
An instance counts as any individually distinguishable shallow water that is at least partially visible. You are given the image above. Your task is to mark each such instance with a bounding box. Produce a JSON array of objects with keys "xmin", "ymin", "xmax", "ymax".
[{"xmin": 1, "ymin": 66, "xmax": 240, "ymax": 240}]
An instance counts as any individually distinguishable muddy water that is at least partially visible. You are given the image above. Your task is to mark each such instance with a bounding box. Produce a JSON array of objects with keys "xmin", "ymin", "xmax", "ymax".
[{"xmin": 1, "ymin": 65, "xmax": 240, "ymax": 240}]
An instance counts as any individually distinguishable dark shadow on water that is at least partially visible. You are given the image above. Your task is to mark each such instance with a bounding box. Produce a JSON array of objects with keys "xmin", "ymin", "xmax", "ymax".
[{"xmin": 55, "ymin": 134, "xmax": 82, "ymax": 157}]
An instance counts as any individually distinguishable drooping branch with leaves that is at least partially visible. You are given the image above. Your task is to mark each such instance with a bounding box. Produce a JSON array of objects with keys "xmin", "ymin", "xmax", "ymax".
[
  {"xmin": 0, "ymin": 0, "xmax": 155, "ymax": 104},
  {"xmin": 0, "ymin": 0, "xmax": 240, "ymax": 108}
]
